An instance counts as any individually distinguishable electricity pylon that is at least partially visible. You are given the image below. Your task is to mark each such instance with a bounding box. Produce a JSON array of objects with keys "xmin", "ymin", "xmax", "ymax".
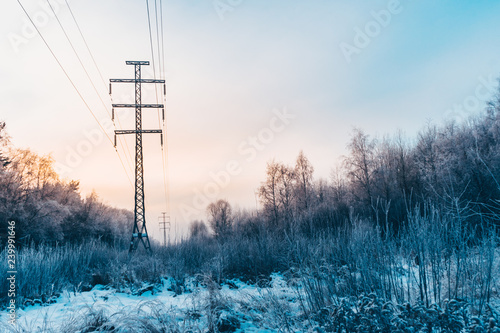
[
  {"xmin": 158, "ymin": 212, "xmax": 170, "ymax": 247},
  {"xmin": 110, "ymin": 61, "xmax": 164, "ymax": 253}
]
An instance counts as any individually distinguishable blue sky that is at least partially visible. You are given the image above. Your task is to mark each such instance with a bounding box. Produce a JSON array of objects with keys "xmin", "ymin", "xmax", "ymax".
[{"xmin": 2, "ymin": 0, "xmax": 500, "ymax": 239}]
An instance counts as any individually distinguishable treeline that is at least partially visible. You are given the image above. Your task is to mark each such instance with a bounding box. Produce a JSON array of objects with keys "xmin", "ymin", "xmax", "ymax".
[
  {"xmin": 1, "ymin": 82, "xmax": 500, "ymax": 316},
  {"xmin": 0, "ymin": 122, "xmax": 131, "ymax": 247},
  {"xmin": 174, "ymin": 87, "xmax": 500, "ymax": 312},
  {"xmin": 2, "ymin": 86, "xmax": 500, "ymax": 248},
  {"xmin": 193, "ymin": 91, "xmax": 500, "ymax": 242}
]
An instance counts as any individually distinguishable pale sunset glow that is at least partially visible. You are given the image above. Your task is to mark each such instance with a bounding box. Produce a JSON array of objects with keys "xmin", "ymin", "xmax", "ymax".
[{"xmin": 2, "ymin": 0, "xmax": 500, "ymax": 241}]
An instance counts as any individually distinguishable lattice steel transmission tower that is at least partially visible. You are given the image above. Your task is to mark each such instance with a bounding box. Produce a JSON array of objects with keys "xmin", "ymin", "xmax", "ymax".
[
  {"xmin": 110, "ymin": 61, "xmax": 165, "ymax": 253},
  {"xmin": 158, "ymin": 212, "xmax": 170, "ymax": 247}
]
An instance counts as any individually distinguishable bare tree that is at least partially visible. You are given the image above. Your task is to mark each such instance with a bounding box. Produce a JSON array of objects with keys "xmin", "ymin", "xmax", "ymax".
[
  {"xmin": 189, "ymin": 220, "xmax": 209, "ymax": 239},
  {"xmin": 258, "ymin": 160, "xmax": 281, "ymax": 226},
  {"xmin": 344, "ymin": 128, "xmax": 376, "ymax": 205},
  {"xmin": 277, "ymin": 163, "xmax": 295, "ymax": 222},
  {"xmin": 415, "ymin": 123, "xmax": 439, "ymax": 198},
  {"xmin": 393, "ymin": 131, "xmax": 410, "ymax": 195},
  {"xmin": 207, "ymin": 199, "xmax": 233, "ymax": 241},
  {"xmin": 294, "ymin": 150, "xmax": 314, "ymax": 211},
  {"xmin": 259, "ymin": 160, "xmax": 299, "ymax": 227},
  {"xmin": 0, "ymin": 122, "xmax": 10, "ymax": 168}
]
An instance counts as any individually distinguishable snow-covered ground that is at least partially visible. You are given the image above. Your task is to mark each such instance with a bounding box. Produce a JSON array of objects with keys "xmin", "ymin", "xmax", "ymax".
[
  {"xmin": 1, "ymin": 274, "xmax": 305, "ymax": 332},
  {"xmin": 3, "ymin": 270, "xmax": 500, "ymax": 332}
]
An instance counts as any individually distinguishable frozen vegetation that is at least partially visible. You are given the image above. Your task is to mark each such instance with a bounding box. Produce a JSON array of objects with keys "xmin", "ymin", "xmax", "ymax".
[
  {"xmin": 2, "ymin": 271, "xmax": 500, "ymax": 332},
  {"xmin": 2, "ymin": 84, "xmax": 500, "ymax": 331}
]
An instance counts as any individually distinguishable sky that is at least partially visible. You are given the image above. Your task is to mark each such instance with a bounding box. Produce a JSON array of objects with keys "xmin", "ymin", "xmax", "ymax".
[{"xmin": 2, "ymin": 0, "xmax": 500, "ymax": 240}]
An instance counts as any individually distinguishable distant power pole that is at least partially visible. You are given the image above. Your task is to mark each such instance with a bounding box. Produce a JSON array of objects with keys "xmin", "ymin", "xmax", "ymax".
[
  {"xmin": 110, "ymin": 61, "xmax": 165, "ymax": 253},
  {"xmin": 158, "ymin": 212, "xmax": 170, "ymax": 247}
]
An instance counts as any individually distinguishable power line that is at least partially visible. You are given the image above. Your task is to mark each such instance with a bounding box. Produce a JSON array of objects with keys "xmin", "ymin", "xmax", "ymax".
[
  {"xmin": 54, "ymin": 0, "xmax": 135, "ymax": 174},
  {"xmin": 17, "ymin": 0, "xmax": 133, "ymax": 187},
  {"xmin": 161, "ymin": 0, "xmax": 170, "ymax": 214},
  {"xmin": 46, "ymin": 0, "xmax": 109, "ymax": 117},
  {"xmin": 146, "ymin": 0, "xmax": 169, "ymax": 214},
  {"xmin": 154, "ymin": 0, "xmax": 163, "ymax": 79},
  {"xmin": 157, "ymin": 0, "xmax": 170, "ymax": 213},
  {"xmin": 161, "ymin": 129, "xmax": 169, "ymax": 213},
  {"xmin": 145, "ymin": 0, "xmax": 162, "ymax": 130},
  {"xmin": 64, "ymin": 0, "xmax": 135, "ymax": 166},
  {"xmin": 159, "ymin": 0, "xmax": 166, "ymax": 84},
  {"xmin": 45, "ymin": 0, "xmax": 134, "ymax": 176},
  {"xmin": 64, "ymin": 0, "xmax": 107, "ymax": 91}
]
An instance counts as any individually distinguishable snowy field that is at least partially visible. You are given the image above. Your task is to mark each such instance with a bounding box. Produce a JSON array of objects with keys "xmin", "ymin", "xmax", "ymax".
[
  {"xmin": 2, "ymin": 271, "xmax": 500, "ymax": 332},
  {"xmin": 1, "ymin": 274, "xmax": 306, "ymax": 332}
]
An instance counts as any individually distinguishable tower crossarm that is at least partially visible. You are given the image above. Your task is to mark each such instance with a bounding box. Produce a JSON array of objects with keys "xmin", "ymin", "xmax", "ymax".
[
  {"xmin": 110, "ymin": 79, "xmax": 165, "ymax": 84},
  {"xmin": 113, "ymin": 104, "xmax": 164, "ymax": 108}
]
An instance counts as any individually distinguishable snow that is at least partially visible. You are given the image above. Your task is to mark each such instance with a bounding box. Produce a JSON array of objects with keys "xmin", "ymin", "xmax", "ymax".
[
  {"xmin": 0, "ymin": 273, "xmax": 304, "ymax": 332},
  {"xmin": 2, "ymin": 269, "xmax": 500, "ymax": 332}
]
